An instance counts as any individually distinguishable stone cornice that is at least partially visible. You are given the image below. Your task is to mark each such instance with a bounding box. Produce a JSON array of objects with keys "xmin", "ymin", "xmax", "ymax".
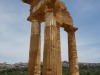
[
  {"xmin": 64, "ymin": 25, "xmax": 78, "ymax": 32},
  {"xmin": 25, "ymin": 0, "xmax": 73, "ymax": 27},
  {"xmin": 22, "ymin": 0, "xmax": 33, "ymax": 4}
]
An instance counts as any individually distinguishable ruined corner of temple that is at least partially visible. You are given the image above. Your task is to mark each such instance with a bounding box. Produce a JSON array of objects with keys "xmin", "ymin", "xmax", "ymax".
[{"xmin": 22, "ymin": 0, "xmax": 80, "ymax": 75}]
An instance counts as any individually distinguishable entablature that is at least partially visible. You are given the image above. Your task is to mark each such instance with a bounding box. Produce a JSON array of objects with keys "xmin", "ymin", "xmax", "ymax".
[{"xmin": 23, "ymin": 0, "xmax": 73, "ymax": 26}]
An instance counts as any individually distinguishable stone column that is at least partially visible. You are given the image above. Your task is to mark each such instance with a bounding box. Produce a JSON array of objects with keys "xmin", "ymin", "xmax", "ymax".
[
  {"xmin": 28, "ymin": 20, "xmax": 41, "ymax": 75},
  {"xmin": 57, "ymin": 26, "xmax": 62, "ymax": 75},
  {"xmin": 65, "ymin": 26, "xmax": 79, "ymax": 75},
  {"xmin": 42, "ymin": 9, "xmax": 59, "ymax": 75}
]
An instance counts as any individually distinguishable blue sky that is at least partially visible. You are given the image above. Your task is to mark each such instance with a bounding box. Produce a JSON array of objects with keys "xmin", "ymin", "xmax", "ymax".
[{"xmin": 0, "ymin": 0, "xmax": 100, "ymax": 64}]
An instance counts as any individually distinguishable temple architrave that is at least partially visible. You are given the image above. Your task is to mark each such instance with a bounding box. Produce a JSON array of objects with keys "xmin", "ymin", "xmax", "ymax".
[{"xmin": 22, "ymin": 0, "xmax": 79, "ymax": 75}]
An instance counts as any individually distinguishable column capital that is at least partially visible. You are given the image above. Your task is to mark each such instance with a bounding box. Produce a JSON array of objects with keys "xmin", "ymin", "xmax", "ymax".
[
  {"xmin": 44, "ymin": 7, "xmax": 56, "ymax": 27},
  {"xmin": 64, "ymin": 25, "xmax": 78, "ymax": 33},
  {"xmin": 27, "ymin": 15, "xmax": 42, "ymax": 23},
  {"xmin": 44, "ymin": 6, "xmax": 54, "ymax": 13},
  {"xmin": 31, "ymin": 19, "xmax": 39, "ymax": 22}
]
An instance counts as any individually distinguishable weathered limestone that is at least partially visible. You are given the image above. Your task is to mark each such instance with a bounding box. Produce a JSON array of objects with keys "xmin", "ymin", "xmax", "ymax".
[
  {"xmin": 42, "ymin": 9, "xmax": 58, "ymax": 75},
  {"xmin": 22, "ymin": 0, "xmax": 80, "ymax": 75},
  {"xmin": 65, "ymin": 26, "xmax": 79, "ymax": 75},
  {"xmin": 56, "ymin": 27, "xmax": 62, "ymax": 75},
  {"xmin": 28, "ymin": 20, "xmax": 41, "ymax": 75}
]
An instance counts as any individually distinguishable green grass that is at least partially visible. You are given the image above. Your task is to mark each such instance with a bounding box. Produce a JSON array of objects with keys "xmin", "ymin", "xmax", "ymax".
[
  {"xmin": 0, "ymin": 68, "xmax": 28, "ymax": 75},
  {"xmin": 62, "ymin": 67, "xmax": 69, "ymax": 75},
  {"xmin": 0, "ymin": 66, "xmax": 100, "ymax": 75}
]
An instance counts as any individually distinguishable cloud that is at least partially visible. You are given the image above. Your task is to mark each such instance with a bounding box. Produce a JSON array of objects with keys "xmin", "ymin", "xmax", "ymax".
[
  {"xmin": 0, "ymin": 24, "xmax": 30, "ymax": 63},
  {"xmin": 0, "ymin": 0, "xmax": 100, "ymax": 63},
  {"xmin": 78, "ymin": 47, "xmax": 100, "ymax": 63},
  {"xmin": 0, "ymin": 0, "xmax": 31, "ymax": 63}
]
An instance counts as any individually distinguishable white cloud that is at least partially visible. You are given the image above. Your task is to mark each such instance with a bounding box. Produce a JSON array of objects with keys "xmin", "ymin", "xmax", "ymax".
[
  {"xmin": 0, "ymin": 24, "xmax": 30, "ymax": 63},
  {"xmin": 0, "ymin": 0, "xmax": 30, "ymax": 63},
  {"xmin": 0, "ymin": 0, "xmax": 100, "ymax": 64},
  {"xmin": 78, "ymin": 47, "xmax": 100, "ymax": 63}
]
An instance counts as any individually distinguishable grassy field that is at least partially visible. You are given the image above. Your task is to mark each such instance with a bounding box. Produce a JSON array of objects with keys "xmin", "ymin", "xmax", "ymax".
[
  {"xmin": 0, "ymin": 66, "xmax": 100, "ymax": 75},
  {"xmin": 0, "ymin": 68, "xmax": 28, "ymax": 75}
]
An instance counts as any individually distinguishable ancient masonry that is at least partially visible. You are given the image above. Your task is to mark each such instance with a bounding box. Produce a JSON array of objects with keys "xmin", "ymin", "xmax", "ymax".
[{"xmin": 22, "ymin": 0, "xmax": 79, "ymax": 75}]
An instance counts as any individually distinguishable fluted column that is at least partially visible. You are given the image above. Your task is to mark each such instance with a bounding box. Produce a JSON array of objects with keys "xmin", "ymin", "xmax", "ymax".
[
  {"xmin": 28, "ymin": 20, "xmax": 41, "ymax": 75},
  {"xmin": 65, "ymin": 26, "xmax": 79, "ymax": 75},
  {"xmin": 57, "ymin": 26, "xmax": 62, "ymax": 75},
  {"xmin": 42, "ymin": 9, "xmax": 59, "ymax": 75}
]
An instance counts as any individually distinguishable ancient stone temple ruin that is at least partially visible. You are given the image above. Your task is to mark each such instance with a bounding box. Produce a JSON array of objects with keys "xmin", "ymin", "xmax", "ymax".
[{"xmin": 22, "ymin": 0, "xmax": 79, "ymax": 75}]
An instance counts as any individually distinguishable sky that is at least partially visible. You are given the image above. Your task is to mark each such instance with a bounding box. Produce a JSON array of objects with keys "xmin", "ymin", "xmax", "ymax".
[{"xmin": 0, "ymin": 0, "xmax": 100, "ymax": 64}]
